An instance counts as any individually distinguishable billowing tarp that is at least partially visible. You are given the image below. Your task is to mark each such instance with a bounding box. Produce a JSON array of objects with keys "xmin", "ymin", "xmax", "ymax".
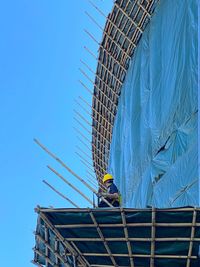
[{"xmin": 108, "ymin": 0, "xmax": 198, "ymax": 208}]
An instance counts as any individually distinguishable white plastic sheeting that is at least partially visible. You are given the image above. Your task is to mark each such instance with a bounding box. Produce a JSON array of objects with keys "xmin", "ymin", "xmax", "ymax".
[{"xmin": 108, "ymin": 0, "xmax": 198, "ymax": 208}]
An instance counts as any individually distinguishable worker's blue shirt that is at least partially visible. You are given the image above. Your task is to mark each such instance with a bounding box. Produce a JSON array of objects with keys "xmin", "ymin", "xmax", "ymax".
[{"xmin": 107, "ymin": 182, "xmax": 118, "ymax": 194}]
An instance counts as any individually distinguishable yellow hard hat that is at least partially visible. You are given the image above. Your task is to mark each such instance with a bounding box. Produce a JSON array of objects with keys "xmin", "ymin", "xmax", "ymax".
[{"xmin": 103, "ymin": 173, "xmax": 113, "ymax": 183}]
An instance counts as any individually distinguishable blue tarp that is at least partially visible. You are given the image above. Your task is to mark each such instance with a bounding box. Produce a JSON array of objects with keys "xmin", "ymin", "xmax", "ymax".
[{"xmin": 108, "ymin": 0, "xmax": 198, "ymax": 208}]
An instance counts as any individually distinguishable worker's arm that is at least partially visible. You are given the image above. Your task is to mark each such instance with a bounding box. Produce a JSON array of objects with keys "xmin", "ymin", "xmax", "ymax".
[{"xmin": 101, "ymin": 192, "xmax": 119, "ymax": 200}]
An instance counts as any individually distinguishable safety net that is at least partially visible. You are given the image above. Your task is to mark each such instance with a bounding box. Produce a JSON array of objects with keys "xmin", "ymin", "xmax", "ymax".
[{"xmin": 33, "ymin": 207, "xmax": 200, "ymax": 267}]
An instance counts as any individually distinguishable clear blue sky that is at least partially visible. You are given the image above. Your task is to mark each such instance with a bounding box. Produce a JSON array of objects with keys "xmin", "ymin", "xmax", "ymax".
[{"xmin": 0, "ymin": 1, "xmax": 112, "ymax": 266}]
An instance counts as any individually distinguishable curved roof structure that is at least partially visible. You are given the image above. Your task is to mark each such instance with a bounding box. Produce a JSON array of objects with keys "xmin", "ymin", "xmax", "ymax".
[{"xmin": 91, "ymin": 0, "xmax": 159, "ymax": 182}]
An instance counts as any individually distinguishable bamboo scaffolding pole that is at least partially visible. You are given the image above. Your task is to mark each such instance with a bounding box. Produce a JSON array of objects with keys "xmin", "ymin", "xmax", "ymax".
[
  {"xmin": 78, "ymin": 96, "xmax": 113, "ymax": 127},
  {"xmin": 33, "ymin": 249, "xmax": 54, "ymax": 267},
  {"xmin": 74, "ymin": 109, "xmax": 92, "ymax": 127},
  {"xmin": 76, "ymin": 135, "xmax": 91, "ymax": 152},
  {"xmin": 55, "ymin": 237, "xmax": 200, "ymax": 242},
  {"xmin": 64, "ymin": 252, "xmax": 197, "ymax": 259},
  {"xmin": 80, "ymin": 159, "xmax": 95, "ymax": 174},
  {"xmin": 136, "ymin": 0, "xmax": 151, "ymax": 18},
  {"xmin": 112, "ymin": 2, "xmax": 140, "ymax": 64},
  {"xmin": 43, "ymin": 179, "xmax": 80, "ymax": 208},
  {"xmin": 70, "ymin": 241, "xmax": 91, "ymax": 267},
  {"xmin": 81, "ymin": 58, "xmax": 123, "ymax": 92},
  {"xmin": 89, "ymin": 1, "xmax": 138, "ymax": 46},
  {"xmin": 121, "ymin": 0, "xmax": 153, "ymax": 56},
  {"xmin": 77, "ymin": 153, "xmax": 107, "ymax": 178},
  {"xmin": 89, "ymin": 211, "xmax": 118, "ymax": 267},
  {"xmin": 75, "ymin": 99, "xmax": 112, "ymax": 137},
  {"xmin": 103, "ymin": 0, "xmax": 131, "ymax": 66},
  {"xmin": 74, "ymin": 115, "xmax": 111, "ymax": 155},
  {"xmin": 75, "ymin": 151, "xmax": 93, "ymax": 169},
  {"xmin": 80, "ymin": 158, "xmax": 105, "ymax": 180},
  {"xmin": 34, "ymin": 140, "xmax": 113, "ymax": 208},
  {"xmin": 38, "ymin": 207, "xmax": 200, "ymax": 213},
  {"xmin": 84, "ymin": 46, "xmax": 97, "ymax": 60},
  {"xmin": 75, "ymin": 127, "xmax": 109, "ymax": 169},
  {"xmin": 86, "ymin": 176, "xmax": 98, "ymax": 189},
  {"xmin": 84, "ymin": 45, "xmax": 127, "ymax": 74},
  {"xmin": 45, "ymin": 226, "xmax": 48, "ymax": 266},
  {"xmin": 76, "ymin": 145, "xmax": 92, "ymax": 161},
  {"xmin": 84, "ymin": 29, "xmax": 129, "ymax": 73},
  {"xmin": 111, "ymin": 0, "xmax": 147, "ymax": 64},
  {"xmin": 121, "ymin": 209, "xmax": 134, "ymax": 267},
  {"xmin": 76, "ymin": 134, "xmax": 108, "ymax": 169},
  {"xmin": 114, "ymin": 1, "xmax": 143, "ymax": 33},
  {"xmin": 74, "ymin": 126, "xmax": 91, "ymax": 143},
  {"xmin": 74, "ymin": 117, "xmax": 91, "ymax": 135},
  {"xmin": 85, "ymin": 29, "xmax": 131, "ymax": 60},
  {"xmin": 47, "ymin": 165, "xmax": 94, "ymax": 206},
  {"xmin": 54, "ymin": 221, "xmax": 200, "ymax": 228},
  {"xmin": 79, "ymin": 68, "xmax": 118, "ymax": 109},
  {"xmin": 150, "ymin": 208, "xmax": 156, "ymax": 267},
  {"xmin": 31, "ymin": 260, "xmax": 43, "ymax": 267},
  {"xmin": 186, "ymin": 209, "xmax": 197, "ymax": 267},
  {"xmin": 79, "ymin": 81, "xmax": 116, "ymax": 119},
  {"xmin": 78, "ymin": 80, "xmax": 93, "ymax": 95},
  {"xmin": 35, "ymin": 233, "xmax": 67, "ymax": 265},
  {"xmin": 86, "ymin": 169, "xmax": 105, "ymax": 190},
  {"xmin": 85, "ymin": 13, "xmax": 127, "ymax": 87},
  {"xmin": 35, "ymin": 207, "xmax": 89, "ymax": 267},
  {"xmin": 96, "ymin": 63, "xmax": 121, "ymax": 101}
]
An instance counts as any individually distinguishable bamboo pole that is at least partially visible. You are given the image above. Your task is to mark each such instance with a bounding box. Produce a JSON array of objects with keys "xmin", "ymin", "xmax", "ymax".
[
  {"xmin": 76, "ymin": 145, "xmax": 92, "ymax": 160},
  {"xmin": 121, "ymin": 209, "xmax": 134, "ymax": 267},
  {"xmin": 76, "ymin": 146, "xmax": 107, "ymax": 172},
  {"xmin": 84, "ymin": 29, "xmax": 131, "ymax": 60},
  {"xmin": 84, "ymin": 45, "xmax": 127, "ymax": 73},
  {"xmin": 80, "ymin": 159, "xmax": 94, "ymax": 173},
  {"xmin": 84, "ymin": 46, "xmax": 97, "ymax": 60},
  {"xmin": 35, "ymin": 207, "xmax": 89, "ymax": 267},
  {"xmin": 75, "ymin": 151, "xmax": 93, "ymax": 168},
  {"xmin": 78, "ymin": 96, "xmax": 113, "ymax": 127},
  {"xmin": 79, "ymin": 68, "xmax": 118, "ymax": 109},
  {"xmin": 89, "ymin": 1, "xmax": 138, "ymax": 45},
  {"xmin": 43, "ymin": 180, "xmax": 80, "ymax": 208},
  {"xmin": 86, "ymin": 177, "xmax": 98, "ymax": 189},
  {"xmin": 75, "ymin": 129, "xmax": 108, "ymax": 171},
  {"xmin": 186, "ymin": 209, "xmax": 197, "ymax": 267},
  {"xmin": 150, "ymin": 208, "xmax": 156, "ymax": 267},
  {"xmin": 34, "ymin": 139, "xmax": 113, "ymax": 208},
  {"xmin": 31, "ymin": 260, "xmax": 43, "ymax": 267},
  {"xmin": 74, "ymin": 117, "xmax": 91, "ymax": 134},
  {"xmin": 81, "ymin": 58, "xmax": 122, "ymax": 95},
  {"xmin": 47, "ymin": 165, "xmax": 94, "ymax": 206},
  {"xmin": 89, "ymin": 211, "xmax": 118, "ymax": 266},
  {"xmin": 74, "ymin": 127, "xmax": 91, "ymax": 143},
  {"xmin": 78, "ymin": 80, "xmax": 116, "ymax": 118},
  {"xmin": 64, "ymin": 252, "xmax": 197, "ymax": 259},
  {"xmin": 74, "ymin": 109, "xmax": 92, "ymax": 127},
  {"xmin": 35, "ymin": 233, "xmax": 67, "ymax": 264}
]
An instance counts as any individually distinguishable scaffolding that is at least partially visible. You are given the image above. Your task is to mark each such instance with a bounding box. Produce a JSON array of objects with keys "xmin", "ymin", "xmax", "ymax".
[
  {"xmin": 33, "ymin": 207, "xmax": 200, "ymax": 267},
  {"xmin": 90, "ymin": 0, "xmax": 159, "ymax": 181}
]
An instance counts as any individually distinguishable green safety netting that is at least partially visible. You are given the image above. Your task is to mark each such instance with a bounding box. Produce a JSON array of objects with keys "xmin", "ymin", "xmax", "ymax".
[{"xmin": 33, "ymin": 207, "xmax": 200, "ymax": 267}]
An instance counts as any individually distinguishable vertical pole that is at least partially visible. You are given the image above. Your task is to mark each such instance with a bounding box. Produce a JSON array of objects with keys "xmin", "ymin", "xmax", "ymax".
[{"xmin": 198, "ymin": 0, "xmax": 200, "ymax": 207}]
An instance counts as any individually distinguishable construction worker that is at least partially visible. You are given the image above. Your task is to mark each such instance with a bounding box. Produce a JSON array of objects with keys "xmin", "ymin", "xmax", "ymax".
[{"xmin": 98, "ymin": 173, "xmax": 120, "ymax": 207}]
